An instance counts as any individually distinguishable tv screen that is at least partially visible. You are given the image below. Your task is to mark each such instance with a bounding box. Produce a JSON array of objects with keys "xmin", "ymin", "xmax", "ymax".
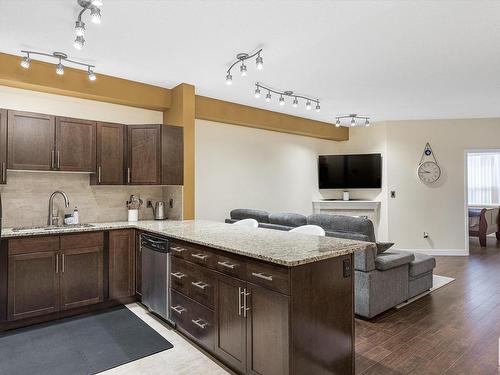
[{"xmin": 318, "ymin": 154, "xmax": 382, "ymax": 189}]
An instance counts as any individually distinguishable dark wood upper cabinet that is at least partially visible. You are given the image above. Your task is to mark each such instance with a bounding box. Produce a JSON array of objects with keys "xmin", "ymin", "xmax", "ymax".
[
  {"xmin": 56, "ymin": 117, "xmax": 96, "ymax": 172},
  {"xmin": 92, "ymin": 122, "xmax": 125, "ymax": 185},
  {"xmin": 161, "ymin": 125, "xmax": 183, "ymax": 185},
  {"xmin": 7, "ymin": 110, "xmax": 55, "ymax": 171},
  {"xmin": 127, "ymin": 125, "xmax": 161, "ymax": 185},
  {"xmin": 0, "ymin": 109, "xmax": 7, "ymax": 184},
  {"xmin": 108, "ymin": 229, "xmax": 135, "ymax": 300}
]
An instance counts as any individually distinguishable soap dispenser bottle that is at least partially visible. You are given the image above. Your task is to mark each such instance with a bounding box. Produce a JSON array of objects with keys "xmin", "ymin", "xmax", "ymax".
[{"xmin": 73, "ymin": 206, "xmax": 79, "ymax": 224}]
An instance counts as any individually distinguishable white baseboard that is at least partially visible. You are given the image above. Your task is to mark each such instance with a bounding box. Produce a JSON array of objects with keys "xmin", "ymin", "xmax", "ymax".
[{"xmin": 395, "ymin": 248, "xmax": 469, "ymax": 256}]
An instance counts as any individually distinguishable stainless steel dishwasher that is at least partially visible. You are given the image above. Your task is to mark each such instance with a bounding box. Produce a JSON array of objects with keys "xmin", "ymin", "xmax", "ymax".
[{"xmin": 141, "ymin": 233, "xmax": 172, "ymax": 323}]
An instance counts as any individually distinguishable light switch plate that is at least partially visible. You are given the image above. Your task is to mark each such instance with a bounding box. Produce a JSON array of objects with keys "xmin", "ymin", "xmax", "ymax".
[{"xmin": 390, "ymin": 191, "xmax": 396, "ymax": 198}]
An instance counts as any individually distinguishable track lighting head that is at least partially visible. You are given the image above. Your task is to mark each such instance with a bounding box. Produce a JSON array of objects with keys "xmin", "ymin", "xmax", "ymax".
[
  {"xmin": 350, "ymin": 117, "xmax": 356, "ymax": 126},
  {"xmin": 225, "ymin": 73, "xmax": 233, "ymax": 85},
  {"xmin": 90, "ymin": 7, "xmax": 102, "ymax": 24},
  {"xmin": 306, "ymin": 101, "xmax": 312, "ymax": 110},
  {"xmin": 279, "ymin": 95, "xmax": 285, "ymax": 106},
  {"xmin": 315, "ymin": 103, "xmax": 321, "ymax": 112},
  {"xmin": 75, "ymin": 21, "xmax": 86, "ymax": 37},
  {"xmin": 88, "ymin": 67, "xmax": 96, "ymax": 81},
  {"xmin": 256, "ymin": 54, "xmax": 263, "ymax": 70},
  {"xmin": 91, "ymin": 0, "xmax": 103, "ymax": 6},
  {"xmin": 265, "ymin": 91, "xmax": 272, "ymax": 102},
  {"xmin": 20, "ymin": 56, "xmax": 31, "ymax": 69},
  {"xmin": 73, "ymin": 35, "xmax": 85, "ymax": 50},
  {"xmin": 254, "ymin": 86, "xmax": 261, "ymax": 98},
  {"xmin": 335, "ymin": 119, "xmax": 341, "ymax": 127},
  {"xmin": 240, "ymin": 63, "xmax": 247, "ymax": 77},
  {"xmin": 335, "ymin": 114, "xmax": 371, "ymax": 129},
  {"xmin": 292, "ymin": 97, "xmax": 298, "ymax": 108},
  {"xmin": 56, "ymin": 61, "xmax": 65, "ymax": 75}
]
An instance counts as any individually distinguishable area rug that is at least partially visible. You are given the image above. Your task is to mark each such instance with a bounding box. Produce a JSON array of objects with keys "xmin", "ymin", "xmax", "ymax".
[
  {"xmin": 0, "ymin": 305, "xmax": 174, "ymax": 375},
  {"xmin": 395, "ymin": 274, "xmax": 455, "ymax": 309}
]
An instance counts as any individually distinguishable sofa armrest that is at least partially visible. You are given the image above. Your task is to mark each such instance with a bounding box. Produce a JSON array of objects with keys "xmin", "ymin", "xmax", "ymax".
[
  {"xmin": 354, "ymin": 243, "xmax": 378, "ymax": 272},
  {"xmin": 375, "ymin": 251, "xmax": 415, "ymax": 271}
]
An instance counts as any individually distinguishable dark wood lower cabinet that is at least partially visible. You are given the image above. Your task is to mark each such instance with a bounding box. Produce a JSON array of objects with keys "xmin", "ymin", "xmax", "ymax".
[
  {"xmin": 60, "ymin": 246, "xmax": 103, "ymax": 310},
  {"xmin": 109, "ymin": 229, "xmax": 135, "ymax": 300},
  {"xmin": 7, "ymin": 251, "xmax": 60, "ymax": 321}
]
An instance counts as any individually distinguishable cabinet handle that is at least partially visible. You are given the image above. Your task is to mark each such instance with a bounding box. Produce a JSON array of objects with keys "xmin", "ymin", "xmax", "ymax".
[
  {"xmin": 251, "ymin": 272, "xmax": 273, "ymax": 281},
  {"xmin": 1, "ymin": 162, "xmax": 5, "ymax": 183},
  {"xmin": 191, "ymin": 318, "xmax": 208, "ymax": 329},
  {"xmin": 127, "ymin": 167, "xmax": 131, "ymax": 184},
  {"xmin": 217, "ymin": 260, "xmax": 236, "ymax": 269},
  {"xmin": 243, "ymin": 288, "xmax": 251, "ymax": 318},
  {"xmin": 51, "ymin": 150, "xmax": 55, "ymax": 169},
  {"xmin": 191, "ymin": 253, "xmax": 209, "ymax": 260},
  {"xmin": 170, "ymin": 305, "xmax": 186, "ymax": 315},
  {"xmin": 55, "ymin": 254, "xmax": 59, "ymax": 274},
  {"xmin": 238, "ymin": 287, "xmax": 243, "ymax": 316},
  {"xmin": 61, "ymin": 253, "xmax": 65, "ymax": 273},
  {"xmin": 171, "ymin": 272, "xmax": 186, "ymax": 279},
  {"xmin": 171, "ymin": 246, "xmax": 186, "ymax": 253},
  {"xmin": 56, "ymin": 151, "xmax": 60, "ymax": 169},
  {"xmin": 97, "ymin": 165, "xmax": 102, "ymax": 183},
  {"xmin": 191, "ymin": 281, "xmax": 209, "ymax": 290}
]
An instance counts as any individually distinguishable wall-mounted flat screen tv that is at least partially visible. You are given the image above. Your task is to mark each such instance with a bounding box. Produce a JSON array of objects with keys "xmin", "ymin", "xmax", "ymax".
[{"xmin": 318, "ymin": 153, "xmax": 382, "ymax": 189}]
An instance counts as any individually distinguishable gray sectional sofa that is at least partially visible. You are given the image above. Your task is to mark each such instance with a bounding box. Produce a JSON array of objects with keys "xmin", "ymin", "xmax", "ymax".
[{"xmin": 226, "ymin": 208, "xmax": 436, "ymax": 318}]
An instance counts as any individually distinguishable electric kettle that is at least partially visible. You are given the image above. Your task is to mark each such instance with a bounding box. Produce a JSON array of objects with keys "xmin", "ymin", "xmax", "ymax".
[{"xmin": 151, "ymin": 201, "xmax": 168, "ymax": 220}]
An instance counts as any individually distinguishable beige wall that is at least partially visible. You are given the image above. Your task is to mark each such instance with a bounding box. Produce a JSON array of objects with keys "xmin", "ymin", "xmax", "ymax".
[{"xmin": 0, "ymin": 86, "xmax": 185, "ymax": 227}]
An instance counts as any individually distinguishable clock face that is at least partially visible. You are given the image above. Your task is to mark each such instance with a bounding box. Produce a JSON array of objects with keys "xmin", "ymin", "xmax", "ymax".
[{"xmin": 417, "ymin": 161, "xmax": 441, "ymax": 183}]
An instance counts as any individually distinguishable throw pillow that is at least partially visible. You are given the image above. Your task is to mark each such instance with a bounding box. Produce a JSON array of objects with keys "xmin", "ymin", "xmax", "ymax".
[{"xmin": 376, "ymin": 242, "xmax": 395, "ymax": 254}]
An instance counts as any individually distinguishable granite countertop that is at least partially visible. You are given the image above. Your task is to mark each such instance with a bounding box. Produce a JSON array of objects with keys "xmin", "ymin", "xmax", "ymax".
[{"xmin": 1, "ymin": 220, "xmax": 372, "ymax": 266}]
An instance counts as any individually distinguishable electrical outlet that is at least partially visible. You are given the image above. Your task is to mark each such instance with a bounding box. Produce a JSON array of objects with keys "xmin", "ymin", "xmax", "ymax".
[
  {"xmin": 146, "ymin": 200, "xmax": 152, "ymax": 208},
  {"xmin": 390, "ymin": 191, "xmax": 396, "ymax": 198},
  {"xmin": 169, "ymin": 198, "xmax": 173, "ymax": 208},
  {"xmin": 423, "ymin": 232, "xmax": 429, "ymax": 239}
]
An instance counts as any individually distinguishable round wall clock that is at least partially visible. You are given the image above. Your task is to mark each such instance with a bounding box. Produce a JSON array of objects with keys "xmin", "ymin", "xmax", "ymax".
[{"xmin": 417, "ymin": 143, "xmax": 441, "ymax": 184}]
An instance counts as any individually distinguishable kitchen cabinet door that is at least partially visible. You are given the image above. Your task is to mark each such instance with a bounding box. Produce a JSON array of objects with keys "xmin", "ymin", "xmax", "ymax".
[
  {"xmin": 161, "ymin": 125, "xmax": 184, "ymax": 185},
  {"xmin": 127, "ymin": 125, "xmax": 161, "ymax": 185},
  {"xmin": 214, "ymin": 273, "xmax": 248, "ymax": 373},
  {"xmin": 0, "ymin": 109, "xmax": 7, "ymax": 183},
  {"xmin": 246, "ymin": 284, "xmax": 290, "ymax": 375},
  {"xmin": 7, "ymin": 110, "xmax": 55, "ymax": 171},
  {"xmin": 109, "ymin": 229, "xmax": 135, "ymax": 300},
  {"xmin": 55, "ymin": 117, "xmax": 96, "ymax": 172},
  {"xmin": 60, "ymin": 246, "xmax": 103, "ymax": 310},
  {"xmin": 7, "ymin": 251, "xmax": 60, "ymax": 321},
  {"xmin": 92, "ymin": 122, "xmax": 125, "ymax": 185}
]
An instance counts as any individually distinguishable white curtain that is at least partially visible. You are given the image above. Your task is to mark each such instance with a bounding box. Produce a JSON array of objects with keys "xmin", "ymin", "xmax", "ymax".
[{"xmin": 467, "ymin": 152, "xmax": 500, "ymax": 205}]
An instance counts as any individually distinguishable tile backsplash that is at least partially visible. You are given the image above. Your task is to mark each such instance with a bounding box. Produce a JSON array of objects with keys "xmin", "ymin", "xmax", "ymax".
[{"xmin": 0, "ymin": 171, "xmax": 183, "ymax": 228}]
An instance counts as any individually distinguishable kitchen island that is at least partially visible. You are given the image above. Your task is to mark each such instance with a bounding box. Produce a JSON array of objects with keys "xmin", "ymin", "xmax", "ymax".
[{"xmin": 1, "ymin": 220, "xmax": 373, "ymax": 375}]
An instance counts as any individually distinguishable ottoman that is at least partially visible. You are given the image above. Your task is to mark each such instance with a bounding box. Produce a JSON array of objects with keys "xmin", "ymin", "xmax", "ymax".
[{"xmin": 408, "ymin": 253, "xmax": 436, "ymax": 298}]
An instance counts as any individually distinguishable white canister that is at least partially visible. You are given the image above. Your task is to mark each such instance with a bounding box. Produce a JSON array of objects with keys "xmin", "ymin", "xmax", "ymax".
[
  {"xmin": 128, "ymin": 209, "xmax": 139, "ymax": 222},
  {"xmin": 342, "ymin": 191, "xmax": 350, "ymax": 201}
]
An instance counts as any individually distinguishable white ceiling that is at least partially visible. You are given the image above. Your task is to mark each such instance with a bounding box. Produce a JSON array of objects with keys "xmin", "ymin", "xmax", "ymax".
[{"xmin": 1, "ymin": 0, "xmax": 500, "ymax": 123}]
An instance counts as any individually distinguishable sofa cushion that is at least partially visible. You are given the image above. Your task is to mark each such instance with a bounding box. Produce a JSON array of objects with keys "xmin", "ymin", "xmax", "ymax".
[
  {"xmin": 409, "ymin": 253, "xmax": 436, "ymax": 277},
  {"xmin": 259, "ymin": 222, "xmax": 294, "ymax": 231},
  {"xmin": 269, "ymin": 213, "xmax": 307, "ymax": 227},
  {"xmin": 325, "ymin": 230, "xmax": 370, "ymax": 242},
  {"xmin": 376, "ymin": 242, "xmax": 395, "ymax": 254},
  {"xmin": 230, "ymin": 209, "xmax": 270, "ymax": 223},
  {"xmin": 375, "ymin": 251, "xmax": 415, "ymax": 271},
  {"xmin": 307, "ymin": 214, "xmax": 376, "ymax": 242}
]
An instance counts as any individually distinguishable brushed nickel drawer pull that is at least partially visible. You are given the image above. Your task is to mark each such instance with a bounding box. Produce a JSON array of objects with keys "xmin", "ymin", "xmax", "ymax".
[
  {"xmin": 2, "ymin": 162, "xmax": 6, "ymax": 182},
  {"xmin": 127, "ymin": 167, "xmax": 131, "ymax": 184},
  {"xmin": 243, "ymin": 288, "xmax": 250, "ymax": 318},
  {"xmin": 61, "ymin": 253, "xmax": 65, "ymax": 273},
  {"xmin": 171, "ymin": 272, "xmax": 186, "ymax": 279},
  {"xmin": 218, "ymin": 260, "xmax": 236, "ymax": 269},
  {"xmin": 55, "ymin": 254, "xmax": 59, "ymax": 274},
  {"xmin": 191, "ymin": 318, "xmax": 208, "ymax": 329},
  {"xmin": 97, "ymin": 165, "xmax": 102, "ymax": 183},
  {"xmin": 191, "ymin": 253, "xmax": 209, "ymax": 260},
  {"xmin": 170, "ymin": 305, "xmax": 186, "ymax": 315},
  {"xmin": 171, "ymin": 246, "xmax": 186, "ymax": 253},
  {"xmin": 251, "ymin": 272, "xmax": 273, "ymax": 281},
  {"xmin": 191, "ymin": 281, "xmax": 209, "ymax": 290},
  {"xmin": 51, "ymin": 150, "xmax": 55, "ymax": 169},
  {"xmin": 56, "ymin": 151, "xmax": 60, "ymax": 169}
]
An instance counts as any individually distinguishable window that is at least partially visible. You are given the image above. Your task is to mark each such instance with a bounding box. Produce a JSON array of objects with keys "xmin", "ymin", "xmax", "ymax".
[{"xmin": 467, "ymin": 152, "xmax": 500, "ymax": 205}]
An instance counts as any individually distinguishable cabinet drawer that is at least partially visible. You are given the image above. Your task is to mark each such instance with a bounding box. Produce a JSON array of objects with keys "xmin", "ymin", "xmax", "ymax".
[
  {"xmin": 215, "ymin": 253, "xmax": 246, "ymax": 279},
  {"xmin": 60, "ymin": 232, "xmax": 103, "ymax": 249},
  {"xmin": 188, "ymin": 264, "xmax": 215, "ymax": 309},
  {"xmin": 247, "ymin": 260, "xmax": 290, "ymax": 295},
  {"xmin": 169, "ymin": 241, "xmax": 192, "ymax": 260},
  {"xmin": 170, "ymin": 289, "xmax": 214, "ymax": 351},
  {"xmin": 171, "ymin": 257, "xmax": 192, "ymax": 296},
  {"xmin": 9, "ymin": 236, "xmax": 59, "ymax": 255},
  {"xmin": 188, "ymin": 247, "xmax": 216, "ymax": 269}
]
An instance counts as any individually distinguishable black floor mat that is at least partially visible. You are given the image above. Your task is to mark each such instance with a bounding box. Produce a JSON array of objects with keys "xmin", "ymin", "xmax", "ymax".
[{"xmin": 0, "ymin": 305, "xmax": 173, "ymax": 375}]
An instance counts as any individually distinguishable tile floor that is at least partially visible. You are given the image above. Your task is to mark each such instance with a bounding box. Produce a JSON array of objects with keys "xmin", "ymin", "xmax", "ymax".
[{"xmin": 100, "ymin": 303, "xmax": 231, "ymax": 375}]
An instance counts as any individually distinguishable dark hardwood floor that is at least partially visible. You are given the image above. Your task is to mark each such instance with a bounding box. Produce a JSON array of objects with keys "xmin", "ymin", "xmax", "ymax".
[{"xmin": 355, "ymin": 237, "xmax": 500, "ymax": 375}]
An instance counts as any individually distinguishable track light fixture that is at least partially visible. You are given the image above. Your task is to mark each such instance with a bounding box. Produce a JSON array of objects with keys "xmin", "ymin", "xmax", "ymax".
[
  {"xmin": 19, "ymin": 50, "xmax": 97, "ymax": 81},
  {"xmin": 335, "ymin": 114, "xmax": 372, "ymax": 128},
  {"xmin": 254, "ymin": 83, "xmax": 320, "ymax": 113},
  {"xmin": 74, "ymin": 0, "xmax": 103, "ymax": 49},
  {"xmin": 225, "ymin": 48, "xmax": 263, "ymax": 85}
]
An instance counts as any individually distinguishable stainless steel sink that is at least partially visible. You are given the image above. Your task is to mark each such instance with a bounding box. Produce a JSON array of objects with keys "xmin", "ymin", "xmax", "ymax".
[{"xmin": 12, "ymin": 223, "xmax": 95, "ymax": 232}]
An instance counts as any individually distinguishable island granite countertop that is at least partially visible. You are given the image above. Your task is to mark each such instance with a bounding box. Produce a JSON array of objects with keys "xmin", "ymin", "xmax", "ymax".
[{"xmin": 1, "ymin": 220, "xmax": 373, "ymax": 266}]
